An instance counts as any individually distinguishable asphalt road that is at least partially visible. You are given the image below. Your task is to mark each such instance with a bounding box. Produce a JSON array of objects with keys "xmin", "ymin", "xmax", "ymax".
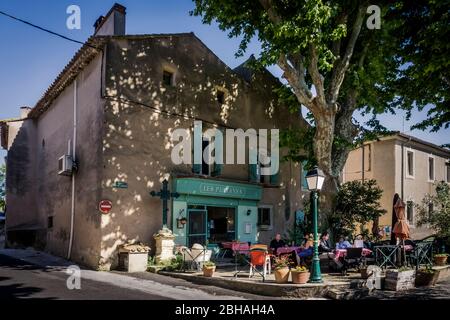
[{"xmin": 0, "ymin": 254, "xmax": 268, "ymax": 300}]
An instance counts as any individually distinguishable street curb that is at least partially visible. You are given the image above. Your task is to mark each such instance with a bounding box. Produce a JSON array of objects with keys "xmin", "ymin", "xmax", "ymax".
[{"xmin": 158, "ymin": 271, "xmax": 351, "ymax": 298}]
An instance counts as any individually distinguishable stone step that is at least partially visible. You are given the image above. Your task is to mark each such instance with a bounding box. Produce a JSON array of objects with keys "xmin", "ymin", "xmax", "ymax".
[{"xmin": 326, "ymin": 287, "xmax": 370, "ymax": 300}]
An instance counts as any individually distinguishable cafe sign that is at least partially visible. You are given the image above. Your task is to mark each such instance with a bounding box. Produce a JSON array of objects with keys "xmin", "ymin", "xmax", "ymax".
[{"xmin": 175, "ymin": 177, "xmax": 262, "ymax": 200}]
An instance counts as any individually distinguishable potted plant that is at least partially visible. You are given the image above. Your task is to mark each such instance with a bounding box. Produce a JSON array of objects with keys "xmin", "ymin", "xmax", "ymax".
[
  {"xmin": 415, "ymin": 267, "xmax": 439, "ymax": 287},
  {"xmin": 273, "ymin": 256, "xmax": 290, "ymax": 284},
  {"xmin": 291, "ymin": 265, "xmax": 310, "ymax": 284},
  {"xmin": 385, "ymin": 266, "xmax": 416, "ymax": 291},
  {"xmin": 433, "ymin": 253, "xmax": 448, "ymax": 266},
  {"xmin": 202, "ymin": 261, "xmax": 216, "ymax": 277}
]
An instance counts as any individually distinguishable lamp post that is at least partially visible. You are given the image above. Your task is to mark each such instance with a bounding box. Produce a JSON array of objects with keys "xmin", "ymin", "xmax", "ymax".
[{"xmin": 305, "ymin": 166, "xmax": 325, "ymax": 283}]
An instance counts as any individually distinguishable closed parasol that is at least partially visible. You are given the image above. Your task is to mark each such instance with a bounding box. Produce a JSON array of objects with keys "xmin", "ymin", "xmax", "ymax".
[
  {"xmin": 392, "ymin": 198, "xmax": 410, "ymax": 266},
  {"xmin": 393, "ymin": 198, "xmax": 410, "ymax": 239}
]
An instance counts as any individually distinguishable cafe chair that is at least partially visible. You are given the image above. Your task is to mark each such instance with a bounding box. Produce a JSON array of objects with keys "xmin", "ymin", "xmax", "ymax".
[
  {"xmin": 341, "ymin": 247, "xmax": 363, "ymax": 276},
  {"xmin": 248, "ymin": 246, "xmax": 271, "ymax": 282},
  {"xmin": 182, "ymin": 244, "xmax": 212, "ymax": 271}
]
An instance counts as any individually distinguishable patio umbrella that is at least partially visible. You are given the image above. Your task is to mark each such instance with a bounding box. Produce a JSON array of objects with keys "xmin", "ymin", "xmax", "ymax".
[
  {"xmin": 390, "ymin": 194, "xmax": 400, "ymax": 245},
  {"xmin": 392, "ymin": 198, "xmax": 410, "ymax": 266}
]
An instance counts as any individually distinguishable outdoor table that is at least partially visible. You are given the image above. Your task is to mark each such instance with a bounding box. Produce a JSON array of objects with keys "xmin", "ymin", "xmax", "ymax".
[
  {"xmin": 334, "ymin": 248, "xmax": 372, "ymax": 260},
  {"xmin": 276, "ymin": 246, "xmax": 300, "ymax": 255}
]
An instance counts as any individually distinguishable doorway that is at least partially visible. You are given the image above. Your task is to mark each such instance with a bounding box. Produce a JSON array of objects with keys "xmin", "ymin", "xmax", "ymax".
[{"xmin": 187, "ymin": 205, "xmax": 236, "ymax": 247}]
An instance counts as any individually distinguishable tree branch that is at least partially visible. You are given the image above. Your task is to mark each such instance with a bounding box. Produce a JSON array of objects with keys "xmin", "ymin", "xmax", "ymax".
[
  {"xmin": 308, "ymin": 44, "xmax": 326, "ymax": 106},
  {"xmin": 328, "ymin": 4, "xmax": 366, "ymax": 105}
]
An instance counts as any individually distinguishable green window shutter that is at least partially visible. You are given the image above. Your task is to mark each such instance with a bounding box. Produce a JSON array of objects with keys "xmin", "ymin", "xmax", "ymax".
[
  {"xmin": 249, "ymin": 164, "xmax": 258, "ymax": 183},
  {"xmin": 211, "ymin": 163, "xmax": 222, "ymax": 177},
  {"xmin": 193, "ymin": 164, "xmax": 201, "ymax": 174},
  {"xmin": 211, "ymin": 130, "xmax": 223, "ymax": 177},
  {"xmin": 270, "ymin": 170, "xmax": 279, "ymax": 185},
  {"xmin": 301, "ymin": 161, "xmax": 308, "ymax": 189}
]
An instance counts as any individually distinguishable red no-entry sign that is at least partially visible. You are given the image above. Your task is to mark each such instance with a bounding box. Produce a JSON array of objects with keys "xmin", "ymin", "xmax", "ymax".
[{"xmin": 99, "ymin": 200, "xmax": 112, "ymax": 214}]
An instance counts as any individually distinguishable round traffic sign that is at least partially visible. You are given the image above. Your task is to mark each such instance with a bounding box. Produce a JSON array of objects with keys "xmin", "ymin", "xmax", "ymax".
[{"xmin": 99, "ymin": 200, "xmax": 112, "ymax": 214}]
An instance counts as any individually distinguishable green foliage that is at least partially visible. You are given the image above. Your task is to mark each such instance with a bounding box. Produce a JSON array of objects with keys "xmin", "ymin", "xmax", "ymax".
[
  {"xmin": 331, "ymin": 179, "xmax": 385, "ymax": 238},
  {"xmin": 388, "ymin": 1, "xmax": 450, "ymax": 133},
  {"xmin": 416, "ymin": 182, "xmax": 450, "ymax": 238},
  {"xmin": 203, "ymin": 261, "xmax": 216, "ymax": 267},
  {"xmin": 192, "ymin": 0, "xmax": 450, "ymax": 178},
  {"xmin": 0, "ymin": 164, "xmax": 5, "ymax": 211}
]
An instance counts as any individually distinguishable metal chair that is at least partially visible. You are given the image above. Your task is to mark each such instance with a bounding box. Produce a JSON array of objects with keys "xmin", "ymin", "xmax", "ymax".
[
  {"xmin": 375, "ymin": 245, "xmax": 399, "ymax": 269},
  {"xmin": 248, "ymin": 246, "xmax": 271, "ymax": 282},
  {"xmin": 408, "ymin": 242, "xmax": 433, "ymax": 269},
  {"xmin": 341, "ymin": 248, "xmax": 363, "ymax": 275}
]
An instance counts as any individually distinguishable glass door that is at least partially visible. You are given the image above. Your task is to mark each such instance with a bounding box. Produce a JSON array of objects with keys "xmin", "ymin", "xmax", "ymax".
[{"xmin": 187, "ymin": 208, "xmax": 207, "ymax": 247}]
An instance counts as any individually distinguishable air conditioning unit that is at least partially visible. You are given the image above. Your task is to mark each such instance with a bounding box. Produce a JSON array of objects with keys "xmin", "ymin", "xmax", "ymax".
[{"xmin": 58, "ymin": 155, "xmax": 73, "ymax": 176}]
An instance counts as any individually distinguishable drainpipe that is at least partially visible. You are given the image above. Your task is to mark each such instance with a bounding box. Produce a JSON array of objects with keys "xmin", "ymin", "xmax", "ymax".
[{"xmin": 67, "ymin": 79, "xmax": 77, "ymax": 260}]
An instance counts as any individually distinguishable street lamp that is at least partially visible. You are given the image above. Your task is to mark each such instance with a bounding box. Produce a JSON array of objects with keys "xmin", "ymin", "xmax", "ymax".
[{"xmin": 305, "ymin": 166, "xmax": 325, "ymax": 283}]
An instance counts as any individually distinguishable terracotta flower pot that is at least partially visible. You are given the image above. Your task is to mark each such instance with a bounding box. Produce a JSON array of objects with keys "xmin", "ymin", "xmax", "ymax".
[
  {"xmin": 274, "ymin": 267, "xmax": 290, "ymax": 283},
  {"xmin": 291, "ymin": 271, "xmax": 310, "ymax": 284},
  {"xmin": 202, "ymin": 266, "xmax": 216, "ymax": 277},
  {"xmin": 434, "ymin": 255, "xmax": 448, "ymax": 266}
]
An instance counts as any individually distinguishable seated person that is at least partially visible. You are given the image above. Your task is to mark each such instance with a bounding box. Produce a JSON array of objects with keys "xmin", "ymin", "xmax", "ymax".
[
  {"xmin": 294, "ymin": 234, "xmax": 313, "ymax": 265},
  {"xmin": 301, "ymin": 233, "xmax": 314, "ymax": 249},
  {"xmin": 319, "ymin": 232, "xmax": 333, "ymax": 253},
  {"xmin": 336, "ymin": 236, "xmax": 353, "ymax": 249},
  {"xmin": 269, "ymin": 233, "xmax": 286, "ymax": 254}
]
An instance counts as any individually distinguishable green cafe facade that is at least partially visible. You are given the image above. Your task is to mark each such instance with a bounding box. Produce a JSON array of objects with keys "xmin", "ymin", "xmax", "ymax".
[{"xmin": 170, "ymin": 168, "xmax": 305, "ymax": 248}]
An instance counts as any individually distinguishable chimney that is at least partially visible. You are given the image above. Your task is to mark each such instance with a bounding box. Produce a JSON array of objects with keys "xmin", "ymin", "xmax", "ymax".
[
  {"xmin": 20, "ymin": 106, "xmax": 32, "ymax": 119},
  {"xmin": 93, "ymin": 3, "xmax": 126, "ymax": 36}
]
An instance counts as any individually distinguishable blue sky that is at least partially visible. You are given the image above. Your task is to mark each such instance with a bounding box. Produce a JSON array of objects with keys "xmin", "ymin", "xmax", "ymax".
[{"xmin": 1, "ymin": 0, "xmax": 448, "ymax": 164}]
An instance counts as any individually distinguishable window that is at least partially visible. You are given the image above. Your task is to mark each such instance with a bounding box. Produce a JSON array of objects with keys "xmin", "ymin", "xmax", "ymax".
[
  {"xmin": 428, "ymin": 202, "xmax": 434, "ymax": 218},
  {"xmin": 446, "ymin": 162, "xmax": 450, "ymax": 183},
  {"xmin": 406, "ymin": 150, "xmax": 414, "ymax": 177},
  {"xmin": 407, "ymin": 201, "xmax": 414, "ymax": 224},
  {"xmin": 162, "ymin": 70, "xmax": 174, "ymax": 86},
  {"xmin": 201, "ymin": 139, "xmax": 210, "ymax": 176},
  {"xmin": 257, "ymin": 206, "xmax": 272, "ymax": 230},
  {"xmin": 216, "ymin": 90, "xmax": 225, "ymax": 104},
  {"xmin": 428, "ymin": 156, "xmax": 435, "ymax": 181},
  {"xmin": 47, "ymin": 216, "xmax": 53, "ymax": 229}
]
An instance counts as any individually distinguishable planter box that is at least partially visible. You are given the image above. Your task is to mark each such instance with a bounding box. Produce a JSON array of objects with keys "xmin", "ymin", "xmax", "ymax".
[
  {"xmin": 118, "ymin": 251, "xmax": 149, "ymax": 273},
  {"xmin": 415, "ymin": 270, "xmax": 439, "ymax": 287},
  {"xmin": 385, "ymin": 270, "xmax": 415, "ymax": 291}
]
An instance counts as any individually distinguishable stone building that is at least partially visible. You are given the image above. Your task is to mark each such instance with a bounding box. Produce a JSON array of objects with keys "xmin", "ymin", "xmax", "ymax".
[
  {"xmin": 342, "ymin": 133, "xmax": 450, "ymax": 239},
  {"xmin": 0, "ymin": 4, "xmax": 307, "ymax": 270}
]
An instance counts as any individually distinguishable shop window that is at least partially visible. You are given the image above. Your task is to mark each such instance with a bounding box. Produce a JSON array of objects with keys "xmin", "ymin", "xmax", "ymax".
[{"xmin": 257, "ymin": 206, "xmax": 273, "ymax": 230}]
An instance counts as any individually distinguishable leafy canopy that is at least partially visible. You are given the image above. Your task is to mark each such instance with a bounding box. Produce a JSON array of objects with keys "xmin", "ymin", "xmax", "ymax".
[{"xmin": 416, "ymin": 182, "xmax": 450, "ymax": 237}]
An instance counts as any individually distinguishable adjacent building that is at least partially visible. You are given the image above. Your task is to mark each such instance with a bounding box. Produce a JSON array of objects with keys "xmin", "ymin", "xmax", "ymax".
[
  {"xmin": 0, "ymin": 4, "xmax": 307, "ymax": 270},
  {"xmin": 342, "ymin": 133, "xmax": 450, "ymax": 239}
]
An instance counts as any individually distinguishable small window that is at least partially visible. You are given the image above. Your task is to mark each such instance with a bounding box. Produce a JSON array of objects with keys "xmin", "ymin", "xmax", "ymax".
[
  {"xmin": 216, "ymin": 90, "xmax": 225, "ymax": 104},
  {"xmin": 407, "ymin": 151, "xmax": 414, "ymax": 177},
  {"xmin": 257, "ymin": 207, "xmax": 272, "ymax": 230},
  {"xmin": 407, "ymin": 201, "xmax": 414, "ymax": 224},
  {"xmin": 428, "ymin": 156, "xmax": 435, "ymax": 181},
  {"xmin": 162, "ymin": 70, "xmax": 174, "ymax": 86},
  {"xmin": 47, "ymin": 216, "xmax": 53, "ymax": 229},
  {"xmin": 428, "ymin": 202, "xmax": 434, "ymax": 218},
  {"xmin": 446, "ymin": 162, "xmax": 450, "ymax": 183}
]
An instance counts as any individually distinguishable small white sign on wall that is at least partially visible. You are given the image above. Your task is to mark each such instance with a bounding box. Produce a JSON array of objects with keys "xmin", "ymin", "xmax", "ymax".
[{"xmin": 245, "ymin": 223, "xmax": 252, "ymax": 234}]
